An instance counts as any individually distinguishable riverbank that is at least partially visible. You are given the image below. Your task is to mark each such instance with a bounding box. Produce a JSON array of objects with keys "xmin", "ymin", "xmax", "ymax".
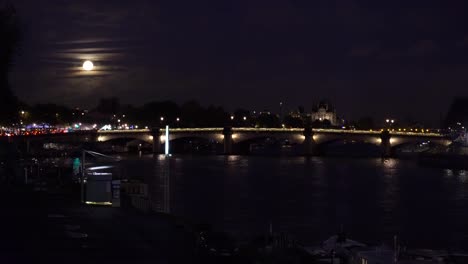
[{"xmin": 0, "ymin": 184, "xmax": 197, "ymax": 263}]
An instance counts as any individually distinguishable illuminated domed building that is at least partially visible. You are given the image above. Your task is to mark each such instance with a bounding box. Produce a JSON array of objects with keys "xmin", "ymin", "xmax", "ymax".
[{"xmin": 311, "ymin": 100, "xmax": 337, "ymax": 126}]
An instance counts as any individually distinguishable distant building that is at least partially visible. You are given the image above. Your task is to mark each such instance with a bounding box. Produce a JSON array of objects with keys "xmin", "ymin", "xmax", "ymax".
[{"xmin": 311, "ymin": 100, "xmax": 337, "ymax": 126}]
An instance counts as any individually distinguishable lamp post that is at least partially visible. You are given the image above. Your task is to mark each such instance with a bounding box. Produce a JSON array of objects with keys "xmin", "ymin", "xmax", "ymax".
[
  {"xmin": 20, "ymin": 110, "xmax": 25, "ymax": 127},
  {"xmin": 385, "ymin": 118, "xmax": 395, "ymax": 130},
  {"xmin": 279, "ymin": 102, "xmax": 283, "ymax": 123}
]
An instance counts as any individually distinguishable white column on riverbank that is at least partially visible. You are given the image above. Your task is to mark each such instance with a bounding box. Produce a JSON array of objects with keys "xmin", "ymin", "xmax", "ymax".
[{"xmin": 165, "ymin": 125, "xmax": 169, "ymax": 155}]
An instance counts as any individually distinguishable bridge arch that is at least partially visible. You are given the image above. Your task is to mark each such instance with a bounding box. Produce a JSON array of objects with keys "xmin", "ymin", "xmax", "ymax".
[
  {"xmin": 231, "ymin": 132, "xmax": 305, "ymax": 155},
  {"xmin": 165, "ymin": 133, "xmax": 222, "ymax": 143},
  {"xmin": 314, "ymin": 133, "xmax": 381, "ymax": 146},
  {"xmin": 316, "ymin": 137, "xmax": 382, "ymax": 156},
  {"xmin": 232, "ymin": 132, "xmax": 304, "ymax": 145},
  {"xmin": 97, "ymin": 133, "xmax": 153, "ymax": 144},
  {"xmin": 390, "ymin": 136, "xmax": 451, "ymax": 154},
  {"xmin": 163, "ymin": 135, "xmax": 223, "ymax": 154}
]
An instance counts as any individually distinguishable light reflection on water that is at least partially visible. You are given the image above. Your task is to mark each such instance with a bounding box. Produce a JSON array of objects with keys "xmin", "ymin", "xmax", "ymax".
[
  {"xmin": 121, "ymin": 155, "xmax": 468, "ymax": 250},
  {"xmin": 445, "ymin": 169, "xmax": 454, "ymax": 178}
]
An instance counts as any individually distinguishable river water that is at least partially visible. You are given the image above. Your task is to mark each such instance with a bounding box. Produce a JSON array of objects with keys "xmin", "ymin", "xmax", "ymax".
[{"xmin": 118, "ymin": 155, "xmax": 468, "ymax": 250}]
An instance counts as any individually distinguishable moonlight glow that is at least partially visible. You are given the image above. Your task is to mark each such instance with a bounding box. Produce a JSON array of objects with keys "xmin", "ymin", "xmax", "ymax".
[{"xmin": 82, "ymin": 60, "xmax": 94, "ymax": 71}]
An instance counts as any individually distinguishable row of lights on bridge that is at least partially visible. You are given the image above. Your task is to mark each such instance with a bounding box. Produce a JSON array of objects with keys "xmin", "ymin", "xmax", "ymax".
[
  {"xmin": 384, "ymin": 118, "xmax": 433, "ymax": 133},
  {"xmin": 230, "ymin": 116, "xmax": 248, "ymax": 120},
  {"xmin": 115, "ymin": 117, "xmax": 180, "ymax": 123},
  {"xmin": 159, "ymin": 117, "xmax": 180, "ymax": 122},
  {"xmin": 380, "ymin": 128, "xmax": 431, "ymax": 132}
]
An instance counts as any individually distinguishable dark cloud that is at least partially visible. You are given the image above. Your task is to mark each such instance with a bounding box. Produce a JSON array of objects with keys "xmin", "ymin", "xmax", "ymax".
[
  {"xmin": 456, "ymin": 36, "xmax": 468, "ymax": 47},
  {"xmin": 349, "ymin": 45, "xmax": 378, "ymax": 57},
  {"xmin": 7, "ymin": 0, "xmax": 468, "ymax": 124},
  {"xmin": 408, "ymin": 39, "xmax": 437, "ymax": 56}
]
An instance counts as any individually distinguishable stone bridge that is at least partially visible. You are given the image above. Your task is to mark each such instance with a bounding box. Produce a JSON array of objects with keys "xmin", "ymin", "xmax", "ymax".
[
  {"xmin": 94, "ymin": 127, "xmax": 450, "ymax": 156},
  {"xmin": 10, "ymin": 127, "xmax": 451, "ymax": 156}
]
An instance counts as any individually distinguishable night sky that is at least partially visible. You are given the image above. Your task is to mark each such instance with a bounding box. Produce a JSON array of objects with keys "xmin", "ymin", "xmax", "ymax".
[{"xmin": 9, "ymin": 0, "xmax": 468, "ymax": 124}]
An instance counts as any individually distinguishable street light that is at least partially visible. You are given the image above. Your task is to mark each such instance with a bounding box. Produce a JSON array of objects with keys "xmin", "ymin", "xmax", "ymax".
[
  {"xmin": 176, "ymin": 117, "xmax": 180, "ymax": 122},
  {"xmin": 243, "ymin": 116, "xmax": 247, "ymax": 121},
  {"xmin": 230, "ymin": 115, "xmax": 234, "ymax": 120},
  {"xmin": 160, "ymin": 117, "xmax": 164, "ymax": 121}
]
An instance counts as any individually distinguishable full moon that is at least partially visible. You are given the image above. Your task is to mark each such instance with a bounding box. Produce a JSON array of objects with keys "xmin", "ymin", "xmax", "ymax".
[{"xmin": 83, "ymin": 60, "xmax": 94, "ymax": 71}]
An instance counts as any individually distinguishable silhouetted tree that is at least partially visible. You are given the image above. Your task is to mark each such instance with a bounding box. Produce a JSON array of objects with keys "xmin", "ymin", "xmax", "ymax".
[
  {"xmin": 180, "ymin": 100, "xmax": 204, "ymax": 127},
  {"xmin": 283, "ymin": 114, "xmax": 303, "ymax": 128},
  {"xmin": 354, "ymin": 116, "xmax": 375, "ymax": 130},
  {"xmin": 138, "ymin": 100, "xmax": 181, "ymax": 127},
  {"xmin": 256, "ymin": 112, "xmax": 281, "ymax": 128},
  {"xmin": 204, "ymin": 105, "xmax": 228, "ymax": 127},
  {"xmin": 298, "ymin": 105, "xmax": 305, "ymax": 114},
  {"xmin": 29, "ymin": 104, "xmax": 73, "ymax": 125},
  {"xmin": 0, "ymin": 3, "xmax": 21, "ymax": 125},
  {"xmin": 232, "ymin": 108, "xmax": 252, "ymax": 127},
  {"xmin": 94, "ymin": 97, "xmax": 121, "ymax": 115}
]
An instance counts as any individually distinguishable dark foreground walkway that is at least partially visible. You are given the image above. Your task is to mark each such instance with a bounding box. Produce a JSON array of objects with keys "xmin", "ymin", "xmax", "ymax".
[{"xmin": 0, "ymin": 186, "xmax": 196, "ymax": 264}]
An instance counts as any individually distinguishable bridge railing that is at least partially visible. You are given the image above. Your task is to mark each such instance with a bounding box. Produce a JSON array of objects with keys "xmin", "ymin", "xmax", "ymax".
[
  {"xmin": 97, "ymin": 129, "xmax": 150, "ymax": 133},
  {"xmin": 389, "ymin": 131, "xmax": 442, "ymax": 137},
  {"xmin": 0, "ymin": 126, "xmax": 445, "ymax": 138},
  {"xmin": 95, "ymin": 127, "xmax": 444, "ymax": 137},
  {"xmin": 313, "ymin": 128, "xmax": 380, "ymax": 134},
  {"xmin": 233, "ymin": 128, "xmax": 303, "ymax": 132},
  {"xmin": 168, "ymin": 128, "xmax": 224, "ymax": 132}
]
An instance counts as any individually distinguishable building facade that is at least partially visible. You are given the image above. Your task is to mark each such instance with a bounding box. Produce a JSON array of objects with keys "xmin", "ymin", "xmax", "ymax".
[{"xmin": 311, "ymin": 101, "xmax": 337, "ymax": 126}]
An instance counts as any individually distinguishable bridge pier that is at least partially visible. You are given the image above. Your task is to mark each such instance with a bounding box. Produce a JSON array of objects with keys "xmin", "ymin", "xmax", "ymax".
[
  {"xmin": 223, "ymin": 126, "xmax": 233, "ymax": 155},
  {"xmin": 302, "ymin": 126, "xmax": 316, "ymax": 156},
  {"xmin": 151, "ymin": 128, "xmax": 163, "ymax": 154},
  {"xmin": 380, "ymin": 130, "xmax": 391, "ymax": 157}
]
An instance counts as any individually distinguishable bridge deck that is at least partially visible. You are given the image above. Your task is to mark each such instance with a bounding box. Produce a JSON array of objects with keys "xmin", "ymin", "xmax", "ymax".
[{"xmin": 96, "ymin": 128, "xmax": 443, "ymax": 137}]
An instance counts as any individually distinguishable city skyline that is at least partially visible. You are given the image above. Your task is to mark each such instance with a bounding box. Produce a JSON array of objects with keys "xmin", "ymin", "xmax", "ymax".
[{"xmin": 9, "ymin": 0, "xmax": 468, "ymax": 125}]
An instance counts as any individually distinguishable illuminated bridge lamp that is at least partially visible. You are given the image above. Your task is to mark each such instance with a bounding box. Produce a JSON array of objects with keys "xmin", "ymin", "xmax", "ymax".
[{"xmin": 165, "ymin": 125, "xmax": 170, "ymax": 155}]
